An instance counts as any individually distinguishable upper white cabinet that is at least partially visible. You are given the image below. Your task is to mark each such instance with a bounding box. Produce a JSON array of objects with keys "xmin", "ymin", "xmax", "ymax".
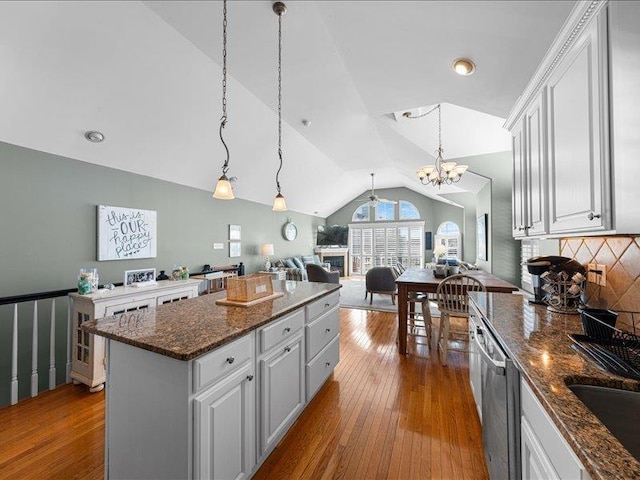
[
  {"xmin": 506, "ymin": 1, "xmax": 640, "ymax": 237},
  {"xmin": 546, "ymin": 16, "xmax": 609, "ymax": 234},
  {"xmin": 512, "ymin": 90, "xmax": 548, "ymax": 237}
]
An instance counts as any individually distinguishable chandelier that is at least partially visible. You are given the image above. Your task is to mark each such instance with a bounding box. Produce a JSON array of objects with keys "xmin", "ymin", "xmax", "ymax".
[{"xmin": 404, "ymin": 104, "xmax": 468, "ymax": 187}]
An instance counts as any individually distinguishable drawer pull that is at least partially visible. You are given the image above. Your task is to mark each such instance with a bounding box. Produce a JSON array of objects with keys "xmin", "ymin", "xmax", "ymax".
[
  {"xmin": 284, "ymin": 346, "xmax": 291, "ymax": 353},
  {"xmin": 284, "ymin": 327, "xmax": 291, "ymax": 333},
  {"xmin": 587, "ymin": 212, "xmax": 601, "ymax": 221},
  {"xmin": 226, "ymin": 357, "xmax": 235, "ymax": 364},
  {"xmin": 325, "ymin": 328, "xmax": 331, "ymax": 333},
  {"xmin": 246, "ymin": 375, "xmax": 254, "ymax": 382},
  {"xmin": 324, "ymin": 303, "xmax": 330, "ymax": 307},
  {"xmin": 325, "ymin": 362, "xmax": 331, "ymax": 367}
]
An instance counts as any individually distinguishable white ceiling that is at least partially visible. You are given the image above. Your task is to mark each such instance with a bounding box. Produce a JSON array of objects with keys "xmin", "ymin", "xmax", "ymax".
[{"xmin": 0, "ymin": 1, "xmax": 575, "ymax": 217}]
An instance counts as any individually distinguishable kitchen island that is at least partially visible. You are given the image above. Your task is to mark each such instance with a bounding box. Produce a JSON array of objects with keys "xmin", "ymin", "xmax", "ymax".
[
  {"xmin": 469, "ymin": 292, "xmax": 640, "ymax": 480},
  {"xmin": 82, "ymin": 280, "xmax": 341, "ymax": 480}
]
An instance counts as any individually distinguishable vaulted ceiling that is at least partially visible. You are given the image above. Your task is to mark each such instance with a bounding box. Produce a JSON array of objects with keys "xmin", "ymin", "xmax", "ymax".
[{"xmin": 0, "ymin": 1, "xmax": 574, "ymax": 217}]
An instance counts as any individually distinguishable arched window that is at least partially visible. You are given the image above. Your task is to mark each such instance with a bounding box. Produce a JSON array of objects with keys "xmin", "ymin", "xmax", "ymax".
[
  {"xmin": 352, "ymin": 204, "xmax": 371, "ymax": 222},
  {"xmin": 375, "ymin": 202, "xmax": 395, "ymax": 221},
  {"xmin": 399, "ymin": 201, "xmax": 420, "ymax": 220},
  {"xmin": 435, "ymin": 221, "xmax": 462, "ymax": 259}
]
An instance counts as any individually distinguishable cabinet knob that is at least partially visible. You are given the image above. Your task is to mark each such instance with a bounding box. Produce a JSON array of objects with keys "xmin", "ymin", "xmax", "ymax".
[
  {"xmin": 246, "ymin": 375, "xmax": 254, "ymax": 381},
  {"xmin": 284, "ymin": 346, "xmax": 291, "ymax": 353},
  {"xmin": 325, "ymin": 362, "xmax": 331, "ymax": 367},
  {"xmin": 325, "ymin": 328, "xmax": 331, "ymax": 333},
  {"xmin": 226, "ymin": 357, "xmax": 235, "ymax": 364},
  {"xmin": 587, "ymin": 212, "xmax": 601, "ymax": 221},
  {"xmin": 284, "ymin": 327, "xmax": 291, "ymax": 333},
  {"xmin": 324, "ymin": 303, "xmax": 330, "ymax": 308}
]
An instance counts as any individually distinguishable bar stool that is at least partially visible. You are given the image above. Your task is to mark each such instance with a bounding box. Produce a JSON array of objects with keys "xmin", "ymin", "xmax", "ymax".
[
  {"xmin": 436, "ymin": 274, "xmax": 485, "ymax": 365},
  {"xmin": 407, "ymin": 292, "xmax": 434, "ymax": 347}
]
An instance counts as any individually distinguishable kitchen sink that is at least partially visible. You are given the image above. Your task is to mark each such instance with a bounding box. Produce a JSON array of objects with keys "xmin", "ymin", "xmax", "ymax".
[{"xmin": 568, "ymin": 384, "xmax": 640, "ymax": 462}]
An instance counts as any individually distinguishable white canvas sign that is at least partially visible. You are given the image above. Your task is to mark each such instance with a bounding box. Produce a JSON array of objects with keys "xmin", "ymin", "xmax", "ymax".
[{"xmin": 97, "ymin": 205, "xmax": 157, "ymax": 261}]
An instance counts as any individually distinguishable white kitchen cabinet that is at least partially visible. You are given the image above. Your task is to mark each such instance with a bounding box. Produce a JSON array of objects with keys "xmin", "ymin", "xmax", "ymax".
[
  {"xmin": 546, "ymin": 15, "xmax": 609, "ymax": 234},
  {"xmin": 69, "ymin": 279, "xmax": 201, "ymax": 391},
  {"xmin": 194, "ymin": 361, "xmax": 255, "ymax": 480},
  {"xmin": 512, "ymin": 89, "xmax": 548, "ymax": 238},
  {"xmin": 305, "ymin": 291, "xmax": 340, "ymax": 401},
  {"xmin": 258, "ymin": 331, "xmax": 305, "ymax": 457},
  {"xmin": 521, "ymin": 379, "xmax": 592, "ymax": 480},
  {"xmin": 506, "ymin": 1, "xmax": 640, "ymax": 237},
  {"xmin": 468, "ymin": 307, "xmax": 482, "ymax": 422}
]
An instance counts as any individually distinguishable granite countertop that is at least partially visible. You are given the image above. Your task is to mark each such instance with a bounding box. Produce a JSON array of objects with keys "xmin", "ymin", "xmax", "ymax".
[
  {"xmin": 469, "ymin": 292, "xmax": 640, "ymax": 480},
  {"xmin": 82, "ymin": 281, "xmax": 340, "ymax": 361}
]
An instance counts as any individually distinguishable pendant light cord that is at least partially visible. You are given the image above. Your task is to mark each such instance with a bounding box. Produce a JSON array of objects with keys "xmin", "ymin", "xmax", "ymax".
[
  {"xmin": 275, "ymin": 11, "xmax": 283, "ymax": 194},
  {"xmin": 219, "ymin": 0, "xmax": 230, "ymax": 175}
]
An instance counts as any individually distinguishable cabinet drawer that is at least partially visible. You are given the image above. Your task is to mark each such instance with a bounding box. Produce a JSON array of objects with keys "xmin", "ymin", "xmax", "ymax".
[
  {"xmin": 521, "ymin": 380, "xmax": 584, "ymax": 480},
  {"xmin": 193, "ymin": 332, "xmax": 254, "ymax": 393},
  {"xmin": 306, "ymin": 335, "xmax": 339, "ymax": 401},
  {"xmin": 306, "ymin": 291, "xmax": 340, "ymax": 322},
  {"xmin": 259, "ymin": 309, "xmax": 304, "ymax": 354},
  {"xmin": 306, "ymin": 306, "xmax": 339, "ymax": 361}
]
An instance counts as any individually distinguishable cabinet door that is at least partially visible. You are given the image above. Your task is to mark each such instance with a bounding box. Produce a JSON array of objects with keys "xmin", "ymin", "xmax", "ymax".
[
  {"xmin": 468, "ymin": 312, "xmax": 482, "ymax": 422},
  {"xmin": 547, "ymin": 17, "xmax": 609, "ymax": 234},
  {"xmin": 194, "ymin": 362, "xmax": 255, "ymax": 480},
  {"xmin": 521, "ymin": 417, "xmax": 559, "ymax": 480},
  {"xmin": 512, "ymin": 119, "xmax": 527, "ymax": 238},
  {"xmin": 259, "ymin": 333, "xmax": 305, "ymax": 455},
  {"xmin": 525, "ymin": 90, "xmax": 547, "ymax": 235}
]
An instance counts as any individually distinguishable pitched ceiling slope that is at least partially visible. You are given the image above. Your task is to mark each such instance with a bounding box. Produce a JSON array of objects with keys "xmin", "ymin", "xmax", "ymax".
[{"xmin": 0, "ymin": 1, "xmax": 575, "ymax": 217}]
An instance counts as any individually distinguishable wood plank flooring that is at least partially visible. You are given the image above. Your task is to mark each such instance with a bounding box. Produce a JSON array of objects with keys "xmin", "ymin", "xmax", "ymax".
[{"xmin": 0, "ymin": 308, "xmax": 487, "ymax": 480}]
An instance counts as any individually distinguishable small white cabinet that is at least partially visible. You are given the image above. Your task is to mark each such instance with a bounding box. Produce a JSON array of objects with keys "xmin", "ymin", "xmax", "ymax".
[
  {"xmin": 546, "ymin": 15, "xmax": 609, "ymax": 234},
  {"xmin": 468, "ymin": 307, "xmax": 482, "ymax": 421},
  {"xmin": 305, "ymin": 291, "xmax": 340, "ymax": 401},
  {"xmin": 69, "ymin": 279, "xmax": 201, "ymax": 391},
  {"xmin": 194, "ymin": 360, "xmax": 255, "ymax": 480},
  {"xmin": 521, "ymin": 379, "xmax": 592, "ymax": 480}
]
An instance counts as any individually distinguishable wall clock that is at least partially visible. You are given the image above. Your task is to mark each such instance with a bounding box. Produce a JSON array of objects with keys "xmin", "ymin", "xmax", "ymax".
[{"xmin": 283, "ymin": 221, "xmax": 298, "ymax": 241}]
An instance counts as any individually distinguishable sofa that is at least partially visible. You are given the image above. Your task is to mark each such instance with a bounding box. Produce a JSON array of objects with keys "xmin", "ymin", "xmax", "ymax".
[{"xmin": 273, "ymin": 254, "xmax": 325, "ymax": 281}]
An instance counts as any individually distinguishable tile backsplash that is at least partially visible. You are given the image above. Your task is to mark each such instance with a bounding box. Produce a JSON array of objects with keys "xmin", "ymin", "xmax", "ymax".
[{"xmin": 561, "ymin": 236, "xmax": 640, "ymax": 331}]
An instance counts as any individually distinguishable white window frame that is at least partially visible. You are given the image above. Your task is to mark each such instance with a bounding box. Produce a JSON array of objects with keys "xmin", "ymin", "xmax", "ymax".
[{"xmin": 434, "ymin": 222, "xmax": 462, "ymax": 260}]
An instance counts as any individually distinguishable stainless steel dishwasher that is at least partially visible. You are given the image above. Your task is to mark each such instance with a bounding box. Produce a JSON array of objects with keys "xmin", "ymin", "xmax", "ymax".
[{"xmin": 472, "ymin": 308, "xmax": 521, "ymax": 480}]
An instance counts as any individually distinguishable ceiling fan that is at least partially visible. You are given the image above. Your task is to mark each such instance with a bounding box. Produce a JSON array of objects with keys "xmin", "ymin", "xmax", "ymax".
[{"xmin": 355, "ymin": 173, "xmax": 397, "ymax": 207}]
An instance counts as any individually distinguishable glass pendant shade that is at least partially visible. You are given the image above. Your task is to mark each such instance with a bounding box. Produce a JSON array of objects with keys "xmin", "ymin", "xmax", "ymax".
[
  {"xmin": 213, "ymin": 174, "xmax": 235, "ymax": 200},
  {"xmin": 273, "ymin": 193, "xmax": 287, "ymax": 212}
]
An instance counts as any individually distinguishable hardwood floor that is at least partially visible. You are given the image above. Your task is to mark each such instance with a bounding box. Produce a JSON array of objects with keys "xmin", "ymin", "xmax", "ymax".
[{"xmin": 0, "ymin": 308, "xmax": 487, "ymax": 480}]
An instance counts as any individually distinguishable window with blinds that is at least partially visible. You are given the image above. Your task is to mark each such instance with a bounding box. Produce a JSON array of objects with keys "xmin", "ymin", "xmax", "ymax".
[
  {"xmin": 349, "ymin": 222, "xmax": 424, "ymax": 274},
  {"xmin": 521, "ymin": 239, "xmax": 540, "ymax": 293}
]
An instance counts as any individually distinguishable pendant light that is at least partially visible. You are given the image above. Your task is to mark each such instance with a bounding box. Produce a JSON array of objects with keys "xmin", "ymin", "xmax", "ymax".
[
  {"xmin": 272, "ymin": 1, "xmax": 288, "ymax": 212},
  {"xmin": 213, "ymin": 0, "xmax": 235, "ymax": 200}
]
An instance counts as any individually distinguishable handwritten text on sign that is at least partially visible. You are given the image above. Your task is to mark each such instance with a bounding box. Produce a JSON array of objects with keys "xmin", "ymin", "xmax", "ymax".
[{"xmin": 97, "ymin": 205, "xmax": 157, "ymax": 261}]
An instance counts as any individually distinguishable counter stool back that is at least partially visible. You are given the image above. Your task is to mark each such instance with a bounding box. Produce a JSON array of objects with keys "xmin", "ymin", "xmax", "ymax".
[{"xmin": 436, "ymin": 274, "xmax": 485, "ymax": 365}]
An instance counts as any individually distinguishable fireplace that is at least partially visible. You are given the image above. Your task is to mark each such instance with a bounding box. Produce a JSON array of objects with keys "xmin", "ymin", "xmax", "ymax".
[{"xmin": 315, "ymin": 247, "xmax": 349, "ymax": 277}]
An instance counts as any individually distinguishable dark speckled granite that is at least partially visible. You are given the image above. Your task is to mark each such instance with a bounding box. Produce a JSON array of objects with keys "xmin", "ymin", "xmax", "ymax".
[
  {"xmin": 82, "ymin": 281, "xmax": 340, "ymax": 361},
  {"xmin": 469, "ymin": 291, "xmax": 640, "ymax": 480}
]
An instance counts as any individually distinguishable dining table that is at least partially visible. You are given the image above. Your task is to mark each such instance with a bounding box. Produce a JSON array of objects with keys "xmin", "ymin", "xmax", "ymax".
[{"xmin": 395, "ymin": 268, "xmax": 519, "ymax": 354}]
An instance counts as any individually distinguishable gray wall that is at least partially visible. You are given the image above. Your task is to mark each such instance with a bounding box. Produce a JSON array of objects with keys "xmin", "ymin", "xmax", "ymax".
[{"xmin": 0, "ymin": 141, "xmax": 323, "ymax": 405}]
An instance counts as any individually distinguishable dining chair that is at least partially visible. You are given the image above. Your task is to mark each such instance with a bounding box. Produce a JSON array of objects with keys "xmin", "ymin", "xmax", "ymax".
[{"xmin": 436, "ymin": 274, "xmax": 485, "ymax": 365}]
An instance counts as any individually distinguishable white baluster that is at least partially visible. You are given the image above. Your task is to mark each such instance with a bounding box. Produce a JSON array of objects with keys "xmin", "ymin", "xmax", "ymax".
[
  {"xmin": 49, "ymin": 298, "xmax": 56, "ymax": 390},
  {"xmin": 11, "ymin": 304, "xmax": 18, "ymax": 405},
  {"xmin": 66, "ymin": 297, "xmax": 72, "ymax": 383},
  {"xmin": 31, "ymin": 301, "xmax": 38, "ymax": 397}
]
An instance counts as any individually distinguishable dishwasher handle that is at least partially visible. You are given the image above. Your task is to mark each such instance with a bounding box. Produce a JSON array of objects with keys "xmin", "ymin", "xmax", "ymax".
[{"xmin": 474, "ymin": 328, "xmax": 506, "ymax": 376}]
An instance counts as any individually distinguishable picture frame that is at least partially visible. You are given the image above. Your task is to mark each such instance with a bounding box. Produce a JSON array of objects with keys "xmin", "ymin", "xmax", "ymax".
[
  {"xmin": 229, "ymin": 242, "xmax": 241, "ymax": 258},
  {"xmin": 476, "ymin": 214, "xmax": 488, "ymax": 261},
  {"xmin": 124, "ymin": 268, "xmax": 157, "ymax": 286},
  {"xmin": 97, "ymin": 205, "xmax": 157, "ymax": 261},
  {"xmin": 229, "ymin": 225, "xmax": 241, "ymax": 241}
]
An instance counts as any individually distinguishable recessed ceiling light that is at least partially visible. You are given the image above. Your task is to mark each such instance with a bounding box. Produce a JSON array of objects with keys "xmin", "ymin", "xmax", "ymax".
[
  {"xmin": 452, "ymin": 58, "xmax": 476, "ymax": 76},
  {"xmin": 84, "ymin": 131, "xmax": 105, "ymax": 143}
]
